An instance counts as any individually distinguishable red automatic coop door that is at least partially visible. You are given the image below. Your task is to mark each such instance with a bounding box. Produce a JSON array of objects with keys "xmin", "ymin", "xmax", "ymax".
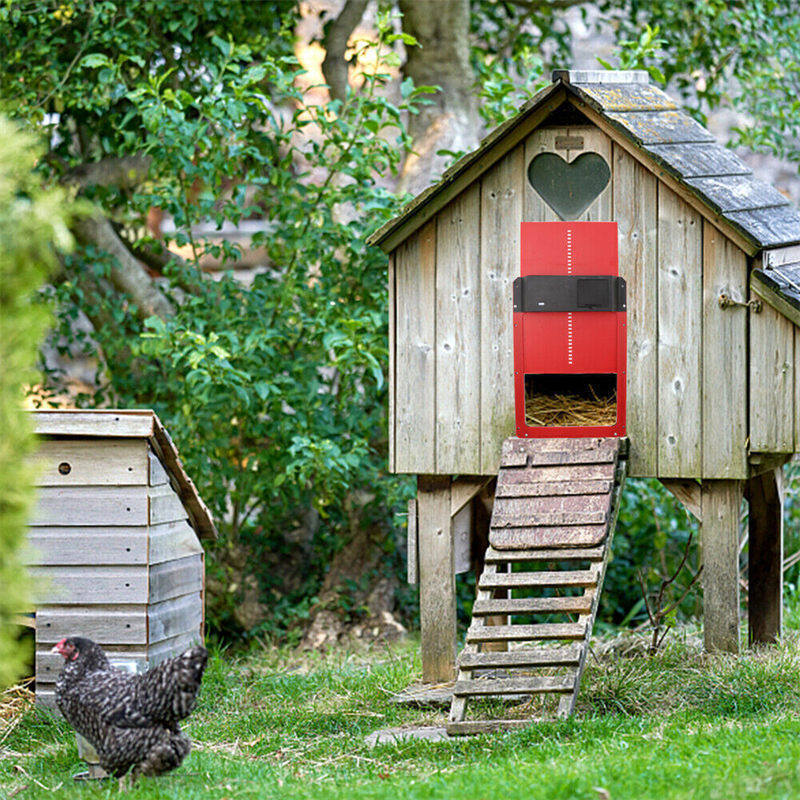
[{"xmin": 513, "ymin": 222, "xmax": 627, "ymax": 438}]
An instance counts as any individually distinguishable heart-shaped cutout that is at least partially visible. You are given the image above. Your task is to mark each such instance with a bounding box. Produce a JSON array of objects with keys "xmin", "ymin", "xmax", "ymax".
[{"xmin": 527, "ymin": 151, "xmax": 611, "ymax": 220}]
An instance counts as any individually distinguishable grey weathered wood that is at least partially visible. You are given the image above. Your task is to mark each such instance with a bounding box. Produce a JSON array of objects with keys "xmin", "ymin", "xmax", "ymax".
[
  {"xmin": 659, "ymin": 479, "xmax": 702, "ymax": 521},
  {"xmin": 388, "ymin": 252, "xmax": 396, "ymax": 472},
  {"xmin": 148, "ymin": 483, "xmax": 188, "ymax": 525},
  {"xmin": 148, "ymin": 447, "xmax": 170, "ymax": 486},
  {"xmin": 701, "ymin": 480, "xmax": 742, "ymax": 653},
  {"xmin": 30, "ymin": 486, "xmax": 148, "ymax": 526},
  {"xmin": 614, "ymin": 146, "xmax": 658, "ymax": 476},
  {"xmin": 29, "ymin": 565, "xmax": 148, "ymax": 605},
  {"xmin": 147, "ymin": 629, "xmax": 202, "ymax": 665},
  {"xmin": 797, "ymin": 327, "xmax": 800, "ymax": 451},
  {"xmin": 484, "ymin": 546, "xmax": 605, "ymax": 562},
  {"xmin": 479, "ymin": 144, "xmax": 522, "ymax": 472},
  {"xmin": 492, "ymin": 508, "xmax": 608, "ymax": 528},
  {"xmin": 394, "ymin": 222, "xmax": 436, "ymax": 472},
  {"xmin": 702, "ymin": 220, "xmax": 748, "ymax": 478},
  {"xmin": 725, "ymin": 205, "xmax": 800, "ymax": 249},
  {"xmin": 749, "ymin": 299, "xmax": 795, "ymax": 452},
  {"xmin": 466, "ymin": 622, "xmax": 586, "ymax": 642},
  {"xmin": 23, "ymin": 528, "xmax": 149, "ymax": 566},
  {"xmin": 407, "ymin": 497, "xmax": 418, "ymax": 585},
  {"xmin": 457, "ymin": 646, "xmax": 582, "ymax": 669},
  {"xmin": 751, "ymin": 268, "xmax": 800, "ymax": 329},
  {"xmin": 645, "ymin": 142, "xmax": 750, "ymax": 180},
  {"xmin": 748, "ymin": 453, "xmax": 793, "ymax": 477},
  {"xmin": 32, "ymin": 410, "xmax": 155, "ymax": 438},
  {"xmin": 684, "ymin": 175, "xmax": 788, "ymax": 215},
  {"xmin": 149, "ymin": 554, "xmax": 203, "ymax": 603},
  {"xmin": 417, "ymin": 476, "xmax": 455, "ymax": 682},
  {"xmin": 501, "ymin": 437, "xmax": 619, "ymax": 467},
  {"xmin": 575, "ymin": 82, "xmax": 676, "ymax": 112},
  {"xmin": 472, "ymin": 596, "xmax": 592, "ymax": 615},
  {"xmin": 478, "ymin": 570, "xmax": 598, "ymax": 589},
  {"xmin": 524, "ymin": 126, "xmax": 562, "ymax": 222},
  {"xmin": 764, "ymin": 245, "xmax": 800, "ymax": 269},
  {"xmin": 450, "ymin": 477, "xmax": 491, "ymax": 516},
  {"xmin": 495, "ymin": 480, "xmax": 612, "ymax": 498},
  {"xmin": 148, "ymin": 520, "xmax": 203, "ymax": 565},
  {"xmin": 453, "ymin": 676, "xmax": 574, "ymax": 695},
  {"xmin": 490, "ymin": 524, "xmax": 609, "ymax": 549},
  {"xmin": 573, "ymin": 125, "xmax": 613, "ymax": 222},
  {"xmin": 554, "ymin": 69, "xmax": 649, "ymax": 85},
  {"xmin": 35, "ymin": 605, "xmax": 148, "ymax": 644},
  {"xmin": 499, "ymin": 463, "xmax": 616, "ymax": 483},
  {"xmin": 436, "ymin": 183, "xmax": 481, "ymax": 473},
  {"xmin": 746, "ymin": 468, "xmax": 784, "ymax": 645},
  {"xmin": 32, "ymin": 438, "xmax": 148, "ymax": 486},
  {"xmin": 148, "ymin": 593, "xmax": 203, "ymax": 644},
  {"xmin": 658, "ymin": 186, "xmax": 702, "ymax": 477},
  {"xmin": 446, "ymin": 719, "xmax": 534, "ymax": 735},
  {"xmin": 605, "ymin": 109, "xmax": 715, "ymax": 146},
  {"xmin": 453, "ymin": 501, "xmax": 472, "ymax": 575}
]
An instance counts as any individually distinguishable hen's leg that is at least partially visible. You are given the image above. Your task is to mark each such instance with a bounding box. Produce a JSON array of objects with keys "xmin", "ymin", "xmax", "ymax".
[{"xmin": 131, "ymin": 732, "xmax": 191, "ymax": 777}]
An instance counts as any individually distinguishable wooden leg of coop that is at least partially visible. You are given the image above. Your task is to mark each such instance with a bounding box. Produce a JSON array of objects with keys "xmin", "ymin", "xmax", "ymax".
[
  {"xmin": 746, "ymin": 467, "xmax": 784, "ymax": 645},
  {"xmin": 701, "ymin": 480, "xmax": 743, "ymax": 654},
  {"xmin": 417, "ymin": 476, "xmax": 456, "ymax": 682}
]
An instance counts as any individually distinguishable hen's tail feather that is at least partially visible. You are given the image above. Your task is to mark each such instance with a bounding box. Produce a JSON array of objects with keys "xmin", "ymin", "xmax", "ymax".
[{"xmin": 131, "ymin": 732, "xmax": 191, "ymax": 778}]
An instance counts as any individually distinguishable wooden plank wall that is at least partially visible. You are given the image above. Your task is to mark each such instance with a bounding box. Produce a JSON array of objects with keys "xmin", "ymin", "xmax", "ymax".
[
  {"xmin": 29, "ymin": 437, "xmax": 205, "ymax": 705},
  {"xmin": 390, "ymin": 123, "xmax": 796, "ymax": 479}
]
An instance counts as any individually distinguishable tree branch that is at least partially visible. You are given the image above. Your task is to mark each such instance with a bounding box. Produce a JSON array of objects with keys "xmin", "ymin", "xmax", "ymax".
[
  {"xmin": 64, "ymin": 155, "xmax": 152, "ymax": 190},
  {"xmin": 321, "ymin": 0, "xmax": 368, "ymax": 103},
  {"xmin": 72, "ymin": 213, "xmax": 174, "ymax": 320}
]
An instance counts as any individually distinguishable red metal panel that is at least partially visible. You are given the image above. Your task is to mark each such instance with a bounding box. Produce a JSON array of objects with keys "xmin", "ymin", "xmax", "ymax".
[{"xmin": 514, "ymin": 222, "xmax": 627, "ymax": 439}]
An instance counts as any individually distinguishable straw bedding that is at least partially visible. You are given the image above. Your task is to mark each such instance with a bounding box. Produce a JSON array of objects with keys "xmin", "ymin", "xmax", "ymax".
[{"xmin": 525, "ymin": 391, "xmax": 616, "ymax": 427}]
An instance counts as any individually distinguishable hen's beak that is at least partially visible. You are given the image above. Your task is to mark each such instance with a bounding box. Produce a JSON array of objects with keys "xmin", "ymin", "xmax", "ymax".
[{"xmin": 51, "ymin": 639, "xmax": 66, "ymax": 657}]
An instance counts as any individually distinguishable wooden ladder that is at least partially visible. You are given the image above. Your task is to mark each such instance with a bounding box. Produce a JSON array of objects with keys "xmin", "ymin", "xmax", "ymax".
[{"xmin": 447, "ymin": 437, "xmax": 628, "ymax": 735}]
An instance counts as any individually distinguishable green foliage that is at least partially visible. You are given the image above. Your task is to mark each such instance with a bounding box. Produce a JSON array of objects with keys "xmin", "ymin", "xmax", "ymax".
[{"xmin": 0, "ymin": 118, "xmax": 73, "ymax": 687}]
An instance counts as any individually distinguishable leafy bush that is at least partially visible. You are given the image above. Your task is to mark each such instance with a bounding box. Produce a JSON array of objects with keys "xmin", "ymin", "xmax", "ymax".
[{"xmin": 0, "ymin": 118, "xmax": 72, "ymax": 687}]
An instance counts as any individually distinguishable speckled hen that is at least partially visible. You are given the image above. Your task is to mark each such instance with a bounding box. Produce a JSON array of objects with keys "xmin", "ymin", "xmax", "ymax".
[{"xmin": 53, "ymin": 636, "xmax": 207, "ymax": 778}]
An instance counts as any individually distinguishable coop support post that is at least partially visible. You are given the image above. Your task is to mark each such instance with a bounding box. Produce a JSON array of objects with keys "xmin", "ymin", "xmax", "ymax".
[
  {"xmin": 700, "ymin": 480, "xmax": 743, "ymax": 653},
  {"xmin": 417, "ymin": 475, "xmax": 456, "ymax": 682},
  {"xmin": 746, "ymin": 467, "xmax": 784, "ymax": 645}
]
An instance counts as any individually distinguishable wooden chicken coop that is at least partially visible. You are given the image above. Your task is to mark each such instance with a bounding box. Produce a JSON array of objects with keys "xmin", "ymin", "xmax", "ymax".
[
  {"xmin": 368, "ymin": 70, "xmax": 800, "ymax": 687},
  {"xmin": 22, "ymin": 409, "xmax": 216, "ymax": 708}
]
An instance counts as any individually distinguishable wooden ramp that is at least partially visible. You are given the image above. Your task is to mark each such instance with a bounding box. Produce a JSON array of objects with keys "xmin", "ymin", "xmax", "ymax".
[{"xmin": 447, "ymin": 437, "xmax": 627, "ymax": 735}]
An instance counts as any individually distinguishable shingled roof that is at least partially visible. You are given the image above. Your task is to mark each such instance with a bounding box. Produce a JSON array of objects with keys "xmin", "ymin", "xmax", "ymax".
[{"xmin": 368, "ymin": 70, "xmax": 800, "ymax": 257}]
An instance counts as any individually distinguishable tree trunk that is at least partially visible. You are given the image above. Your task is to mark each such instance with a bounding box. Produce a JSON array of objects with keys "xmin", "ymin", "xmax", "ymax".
[{"xmin": 397, "ymin": 0, "xmax": 480, "ymax": 196}]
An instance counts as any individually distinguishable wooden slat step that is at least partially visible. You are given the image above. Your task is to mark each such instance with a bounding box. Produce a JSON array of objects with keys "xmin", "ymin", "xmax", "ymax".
[
  {"xmin": 490, "ymin": 525, "xmax": 609, "ymax": 549},
  {"xmin": 466, "ymin": 622, "xmax": 586, "ymax": 642},
  {"xmin": 458, "ymin": 646, "xmax": 581, "ymax": 669},
  {"xmin": 472, "ymin": 595, "xmax": 592, "ymax": 615},
  {"xmin": 501, "ymin": 438, "xmax": 620, "ymax": 467},
  {"xmin": 453, "ymin": 676, "xmax": 575, "ymax": 696},
  {"xmin": 500, "ymin": 463, "xmax": 616, "ymax": 483},
  {"xmin": 484, "ymin": 546, "xmax": 605, "ymax": 562},
  {"xmin": 446, "ymin": 719, "xmax": 534, "ymax": 735},
  {"xmin": 495, "ymin": 479, "xmax": 613, "ymax": 498},
  {"xmin": 493, "ymin": 509, "xmax": 608, "ymax": 527},
  {"xmin": 479, "ymin": 570, "xmax": 597, "ymax": 589}
]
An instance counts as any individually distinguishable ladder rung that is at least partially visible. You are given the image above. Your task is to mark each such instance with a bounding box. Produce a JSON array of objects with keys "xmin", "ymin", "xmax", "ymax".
[
  {"xmin": 446, "ymin": 719, "xmax": 534, "ymax": 735},
  {"xmin": 495, "ymin": 479, "xmax": 613, "ymax": 498},
  {"xmin": 485, "ymin": 546, "xmax": 605, "ymax": 562},
  {"xmin": 458, "ymin": 646, "xmax": 581, "ymax": 669},
  {"xmin": 466, "ymin": 622, "xmax": 586, "ymax": 642},
  {"xmin": 493, "ymin": 510, "xmax": 608, "ymax": 527},
  {"xmin": 490, "ymin": 525, "xmax": 608, "ymax": 549},
  {"xmin": 479, "ymin": 570, "xmax": 597, "ymax": 589},
  {"xmin": 472, "ymin": 596, "xmax": 592, "ymax": 615},
  {"xmin": 453, "ymin": 676, "xmax": 575, "ymax": 696}
]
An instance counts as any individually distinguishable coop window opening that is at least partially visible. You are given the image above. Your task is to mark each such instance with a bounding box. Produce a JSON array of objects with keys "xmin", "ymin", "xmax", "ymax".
[{"xmin": 524, "ymin": 373, "xmax": 617, "ymax": 427}]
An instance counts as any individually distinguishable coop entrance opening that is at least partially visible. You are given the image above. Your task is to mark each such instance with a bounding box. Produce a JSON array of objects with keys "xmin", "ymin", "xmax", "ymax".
[{"xmin": 524, "ymin": 373, "xmax": 617, "ymax": 427}]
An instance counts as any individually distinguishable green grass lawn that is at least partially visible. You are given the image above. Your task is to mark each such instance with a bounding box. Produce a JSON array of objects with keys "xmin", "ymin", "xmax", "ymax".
[{"xmin": 3, "ymin": 631, "xmax": 800, "ymax": 800}]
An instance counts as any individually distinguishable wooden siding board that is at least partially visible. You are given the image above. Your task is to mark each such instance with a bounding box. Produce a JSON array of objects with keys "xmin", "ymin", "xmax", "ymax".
[
  {"xmin": 148, "ymin": 447, "xmax": 170, "ymax": 486},
  {"xmin": 148, "ymin": 520, "xmax": 203, "ymax": 565},
  {"xmin": 751, "ymin": 268, "xmax": 800, "ymax": 328},
  {"xmin": 436, "ymin": 184, "xmax": 481, "ymax": 473},
  {"xmin": 33, "ymin": 438, "xmax": 148, "ymax": 487},
  {"xmin": 148, "ymin": 593, "xmax": 203, "ymax": 644},
  {"xmin": 479, "ymin": 145, "xmax": 523, "ymax": 473},
  {"xmin": 702, "ymin": 221, "xmax": 748, "ymax": 478},
  {"xmin": 574, "ymin": 126, "xmax": 613, "ymax": 222},
  {"xmin": 23, "ymin": 528, "xmax": 149, "ymax": 566},
  {"xmin": 796, "ymin": 327, "xmax": 800, "ymax": 452},
  {"xmin": 29, "ymin": 565, "xmax": 149, "ymax": 605},
  {"xmin": 31, "ymin": 486, "xmax": 148, "ymax": 527},
  {"xmin": 32, "ymin": 410, "xmax": 155, "ymax": 438},
  {"xmin": 614, "ymin": 145, "xmax": 658, "ymax": 476},
  {"xmin": 524, "ymin": 127, "xmax": 562, "ymax": 221},
  {"xmin": 35, "ymin": 605, "xmax": 148, "ymax": 644},
  {"xmin": 388, "ymin": 252, "xmax": 396, "ymax": 473},
  {"xmin": 149, "ymin": 483, "xmax": 188, "ymax": 525},
  {"xmin": 149, "ymin": 554, "xmax": 203, "ymax": 603},
  {"xmin": 394, "ymin": 222, "xmax": 436, "ymax": 472},
  {"xmin": 749, "ymin": 300, "xmax": 795, "ymax": 452},
  {"xmin": 658, "ymin": 186, "xmax": 703, "ymax": 476}
]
